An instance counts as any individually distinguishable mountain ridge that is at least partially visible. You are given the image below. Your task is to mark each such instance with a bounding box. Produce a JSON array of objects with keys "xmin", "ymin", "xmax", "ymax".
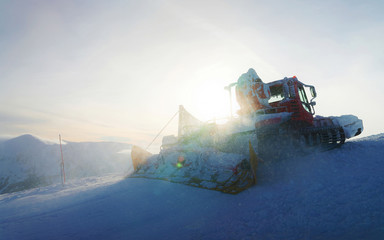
[{"xmin": 0, "ymin": 134, "xmax": 132, "ymax": 194}]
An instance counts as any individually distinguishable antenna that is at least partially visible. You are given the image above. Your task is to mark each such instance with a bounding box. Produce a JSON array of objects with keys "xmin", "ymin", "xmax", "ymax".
[{"xmin": 224, "ymin": 82, "xmax": 237, "ymax": 118}]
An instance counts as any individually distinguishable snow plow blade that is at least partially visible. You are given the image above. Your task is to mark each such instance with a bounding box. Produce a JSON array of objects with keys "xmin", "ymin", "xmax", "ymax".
[
  {"xmin": 131, "ymin": 145, "xmax": 152, "ymax": 171},
  {"xmin": 128, "ymin": 142, "xmax": 259, "ymax": 194}
]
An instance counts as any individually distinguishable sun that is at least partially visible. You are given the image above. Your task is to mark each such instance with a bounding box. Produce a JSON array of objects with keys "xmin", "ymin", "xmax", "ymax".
[{"xmin": 190, "ymin": 81, "xmax": 240, "ymax": 123}]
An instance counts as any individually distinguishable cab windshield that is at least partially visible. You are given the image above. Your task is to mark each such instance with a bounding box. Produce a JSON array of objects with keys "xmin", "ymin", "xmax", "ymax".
[{"xmin": 298, "ymin": 86, "xmax": 311, "ymax": 113}]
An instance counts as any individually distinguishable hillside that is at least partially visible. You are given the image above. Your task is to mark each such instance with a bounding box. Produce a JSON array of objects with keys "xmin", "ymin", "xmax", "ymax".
[
  {"xmin": 0, "ymin": 134, "xmax": 383, "ymax": 239},
  {"xmin": 0, "ymin": 135, "xmax": 132, "ymax": 194}
]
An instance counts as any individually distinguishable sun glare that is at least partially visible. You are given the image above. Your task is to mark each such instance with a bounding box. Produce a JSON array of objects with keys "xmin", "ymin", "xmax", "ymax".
[{"xmin": 191, "ymin": 81, "xmax": 239, "ymax": 123}]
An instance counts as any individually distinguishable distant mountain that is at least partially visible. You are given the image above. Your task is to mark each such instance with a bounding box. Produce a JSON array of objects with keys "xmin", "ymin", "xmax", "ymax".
[{"xmin": 0, "ymin": 134, "xmax": 132, "ymax": 194}]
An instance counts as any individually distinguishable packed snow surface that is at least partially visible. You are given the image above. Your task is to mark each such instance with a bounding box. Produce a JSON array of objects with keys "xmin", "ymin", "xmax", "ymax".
[{"xmin": 1, "ymin": 134, "xmax": 384, "ymax": 239}]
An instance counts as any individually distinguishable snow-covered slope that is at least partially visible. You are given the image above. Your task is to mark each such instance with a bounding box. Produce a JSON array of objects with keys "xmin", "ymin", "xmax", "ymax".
[
  {"xmin": 0, "ymin": 134, "xmax": 383, "ymax": 239},
  {"xmin": 0, "ymin": 134, "xmax": 132, "ymax": 194}
]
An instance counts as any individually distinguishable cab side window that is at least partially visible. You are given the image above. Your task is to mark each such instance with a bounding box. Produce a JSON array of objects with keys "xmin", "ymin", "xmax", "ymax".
[{"xmin": 268, "ymin": 85, "xmax": 284, "ymax": 103}]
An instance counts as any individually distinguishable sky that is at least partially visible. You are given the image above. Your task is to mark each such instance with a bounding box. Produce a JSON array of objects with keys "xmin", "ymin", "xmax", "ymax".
[{"xmin": 1, "ymin": 0, "xmax": 383, "ymax": 150}]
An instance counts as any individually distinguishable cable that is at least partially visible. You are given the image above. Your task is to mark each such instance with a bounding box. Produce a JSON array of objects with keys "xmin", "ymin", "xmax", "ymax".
[{"xmin": 145, "ymin": 110, "xmax": 179, "ymax": 151}]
